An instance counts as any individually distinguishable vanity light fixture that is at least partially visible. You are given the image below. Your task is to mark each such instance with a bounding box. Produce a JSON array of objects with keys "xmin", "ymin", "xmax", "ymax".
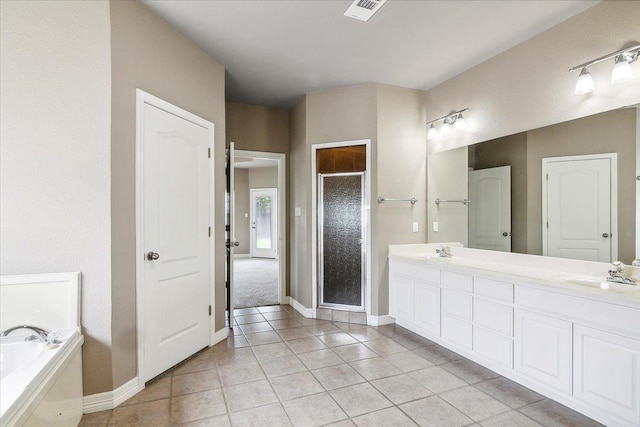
[
  {"xmin": 440, "ymin": 117, "xmax": 452, "ymax": 135},
  {"xmin": 570, "ymin": 43, "xmax": 639, "ymax": 94},
  {"xmin": 426, "ymin": 108, "xmax": 470, "ymax": 140},
  {"xmin": 574, "ymin": 67, "xmax": 594, "ymax": 94},
  {"xmin": 427, "ymin": 123, "xmax": 438, "ymax": 140}
]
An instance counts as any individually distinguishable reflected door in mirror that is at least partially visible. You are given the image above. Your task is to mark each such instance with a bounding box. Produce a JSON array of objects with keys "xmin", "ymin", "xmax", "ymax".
[
  {"xmin": 544, "ymin": 155, "xmax": 613, "ymax": 262},
  {"xmin": 469, "ymin": 166, "xmax": 511, "ymax": 252}
]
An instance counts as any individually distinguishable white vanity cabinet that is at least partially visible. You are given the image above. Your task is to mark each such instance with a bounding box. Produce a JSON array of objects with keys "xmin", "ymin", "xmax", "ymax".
[
  {"xmin": 514, "ymin": 308, "xmax": 573, "ymax": 394},
  {"xmin": 573, "ymin": 325, "xmax": 640, "ymax": 425},
  {"xmin": 388, "ymin": 255, "xmax": 640, "ymax": 427},
  {"xmin": 389, "ymin": 260, "xmax": 441, "ymax": 337}
]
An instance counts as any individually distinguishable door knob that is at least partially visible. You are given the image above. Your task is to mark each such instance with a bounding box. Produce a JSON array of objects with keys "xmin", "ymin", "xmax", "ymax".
[
  {"xmin": 226, "ymin": 241, "xmax": 240, "ymax": 248},
  {"xmin": 146, "ymin": 251, "xmax": 160, "ymax": 261},
  {"xmin": 502, "ymin": 232, "xmax": 512, "ymax": 237},
  {"xmin": 602, "ymin": 233, "xmax": 609, "ymax": 238}
]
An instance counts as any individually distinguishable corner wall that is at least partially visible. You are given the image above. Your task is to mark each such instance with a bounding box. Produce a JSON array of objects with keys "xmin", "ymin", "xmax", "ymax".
[
  {"xmin": 0, "ymin": 1, "xmax": 113, "ymax": 393},
  {"xmin": 110, "ymin": 0, "xmax": 226, "ymax": 391}
]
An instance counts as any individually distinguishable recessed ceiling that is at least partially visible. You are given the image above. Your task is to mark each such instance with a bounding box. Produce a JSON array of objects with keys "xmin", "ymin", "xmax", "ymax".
[{"xmin": 141, "ymin": 0, "xmax": 599, "ymax": 109}]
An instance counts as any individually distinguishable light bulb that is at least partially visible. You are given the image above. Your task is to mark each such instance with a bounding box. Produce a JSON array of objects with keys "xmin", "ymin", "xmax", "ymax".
[
  {"xmin": 427, "ymin": 123, "xmax": 438, "ymax": 140},
  {"xmin": 455, "ymin": 113, "xmax": 466, "ymax": 131},
  {"xmin": 575, "ymin": 67, "xmax": 594, "ymax": 94},
  {"xmin": 611, "ymin": 55, "xmax": 634, "ymax": 83},
  {"xmin": 441, "ymin": 118, "xmax": 451, "ymax": 135}
]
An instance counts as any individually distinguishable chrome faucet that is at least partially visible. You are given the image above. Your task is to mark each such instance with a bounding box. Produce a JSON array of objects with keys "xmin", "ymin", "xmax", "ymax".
[
  {"xmin": 0, "ymin": 325, "xmax": 58, "ymax": 343},
  {"xmin": 607, "ymin": 261, "xmax": 637, "ymax": 285},
  {"xmin": 436, "ymin": 245, "xmax": 452, "ymax": 258}
]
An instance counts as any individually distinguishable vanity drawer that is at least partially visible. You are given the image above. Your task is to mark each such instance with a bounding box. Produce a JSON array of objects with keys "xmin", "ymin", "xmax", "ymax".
[
  {"xmin": 474, "ymin": 297, "xmax": 513, "ymax": 336},
  {"xmin": 442, "ymin": 271, "xmax": 473, "ymax": 293},
  {"xmin": 474, "ymin": 326, "xmax": 513, "ymax": 369},
  {"xmin": 475, "ymin": 277, "xmax": 513, "ymax": 303},
  {"xmin": 391, "ymin": 260, "xmax": 440, "ymax": 285},
  {"xmin": 442, "ymin": 289, "xmax": 472, "ymax": 321},
  {"xmin": 441, "ymin": 314, "xmax": 472, "ymax": 350}
]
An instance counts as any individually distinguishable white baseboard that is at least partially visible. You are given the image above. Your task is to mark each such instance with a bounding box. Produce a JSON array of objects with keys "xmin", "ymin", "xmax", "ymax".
[
  {"xmin": 211, "ymin": 328, "xmax": 228, "ymax": 346},
  {"xmin": 233, "ymin": 253, "xmax": 250, "ymax": 259},
  {"xmin": 369, "ymin": 314, "xmax": 395, "ymax": 326},
  {"xmin": 83, "ymin": 377, "xmax": 141, "ymax": 414},
  {"xmin": 281, "ymin": 296, "xmax": 290, "ymax": 305},
  {"xmin": 288, "ymin": 297, "xmax": 313, "ymax": 318}
]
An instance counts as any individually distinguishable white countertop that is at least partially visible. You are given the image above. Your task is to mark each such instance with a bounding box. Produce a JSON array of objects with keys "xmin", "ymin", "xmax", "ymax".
[{"xmin": 389, "ymin": 244, "xmax": 640, "ymax": 308}]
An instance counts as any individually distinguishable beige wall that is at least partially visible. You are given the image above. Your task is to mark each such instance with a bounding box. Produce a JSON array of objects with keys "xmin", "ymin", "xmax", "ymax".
[
  {"xmin": 427, "ymin": 147, "xmax": 469, "ymax": 245},
  {"xmin": 226, "ymin": 102, "xmax": 289, "ymax": 154},
  {"xmin": 527, "ymin": 109, "xmax": 636, "ymax": 261},
  {"xmin": 110, "ymin": 0, "xmax": 226, "ymax": 392},
  {"xmin": 471, "ymin": 133, "xmax": 528, "ymax": 253},
  {"xmin": 289, "ymin": 98, "xmax": 309, "ymax": 303},
  {"xmin": 0, "ymin": 0, "xmax": 113, "ymax": 393},
  {"xmin": 234, "ymin": 169, "xmax": 250, "ymax": 255},
  {"xmin": 305, "ymin": 84, "xmax": 378, "ymax": 310},
  {"xmin": 289, "ymin": 83, "xmax": 427, "ymax": 316},
  {"xmin": 249, "ymin": 167, "xmax": 278, "ymax": 189},
  {"xmin": 425, "ymin": 1, "xmax": 640, "ymax": 157},
  {"xmin": 376, "ymin": 84, "xmax": 427, "ymax": 315}
]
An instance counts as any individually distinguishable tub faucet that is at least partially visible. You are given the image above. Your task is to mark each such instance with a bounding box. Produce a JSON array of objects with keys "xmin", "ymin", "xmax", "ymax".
[
  {"xmin": 0, "ymin": 325, "xmax": 50, "ymax": 341},
  {"xmin": 607, "ymin": 261, "xmax": 637, "ymax": 285}
]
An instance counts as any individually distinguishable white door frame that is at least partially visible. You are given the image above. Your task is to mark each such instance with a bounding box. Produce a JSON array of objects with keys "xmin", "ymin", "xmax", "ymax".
[
  {"xmin": 311, "ymin": 139, "xmax": 372, "ymax": 320},
  {"xmin": 135, "ymin": 89, "xmax": 216, "ymax": 387},
  {"xmin": 250, "ymin": 187, "xmax": 278, "ymax": 259},
  {"xmin": 233, "ymin": 149, "xmax": 287, "ymax": 304},
  {"xmin": 542, "ymin": 153, "xmax": 617, "ymax": 261}
]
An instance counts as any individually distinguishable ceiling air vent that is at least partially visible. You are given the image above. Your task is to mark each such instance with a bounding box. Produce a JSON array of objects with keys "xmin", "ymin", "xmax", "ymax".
[{"xmin": 344, "ymin": 0, "xmax": 387, "ymax": 22}]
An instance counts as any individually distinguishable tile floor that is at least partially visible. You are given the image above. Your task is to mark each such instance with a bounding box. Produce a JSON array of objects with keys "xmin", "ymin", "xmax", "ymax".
[{"xmin": 80, "ymin": 304, "xmax": 603, "ymax": 426}]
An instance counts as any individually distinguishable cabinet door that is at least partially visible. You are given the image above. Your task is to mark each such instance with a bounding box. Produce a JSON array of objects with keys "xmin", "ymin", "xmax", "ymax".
[
  {"xmin": 413, "ymin": 281, "xmax": 440, "ymax": 336},
  {"xmin": 514, "ymin": 309, "xmax": 572, "ymax": 394},
  {"xmin": 574, "ymin": 325, "xmax": 640, "ymax": 425},
  {"xmin": 390, "ymin": 275, "xmax": 413, "ymax": 323}
]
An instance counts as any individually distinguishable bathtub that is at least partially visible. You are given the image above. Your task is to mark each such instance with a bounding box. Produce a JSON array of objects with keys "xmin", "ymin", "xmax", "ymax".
[{"xmin": 0, "ymin": 328, "xmax": 83, "ymax": 426}]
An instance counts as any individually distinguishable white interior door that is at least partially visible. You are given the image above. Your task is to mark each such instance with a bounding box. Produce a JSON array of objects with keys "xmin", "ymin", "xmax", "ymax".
[
  {"xmin": 226, "ymin": 142, "xmax": 236, "ymax": 324},
  {"xmin": 544, "ymin": 155, "xmax": 613, "ymax": 262},
  {"xmin": 468, "ymin": 166, "xmax": 511, "ymax": 252},
  {"xmin": 140, "ymin": 101, "xmax": 211, "ymax": 382},
  {"xmin": 250, "ymin": 188, "xmax": 278, "ymax": 259}
]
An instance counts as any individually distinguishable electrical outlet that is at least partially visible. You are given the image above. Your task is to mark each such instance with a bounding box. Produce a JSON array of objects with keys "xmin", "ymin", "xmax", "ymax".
[
  {"xmin": 433, "ymin": 222, "xmax": 439, "ymax": 232},
  {"xmin": 244, "ymin": 213, "xmax": 248, "ymax": 218},
  {"xmin": 412, "ymin": 222, "xmax": 419, "ymax": 233},
  {"xmin": 295, "ymin": 207, "xmax": 302, "ymax": 217}
]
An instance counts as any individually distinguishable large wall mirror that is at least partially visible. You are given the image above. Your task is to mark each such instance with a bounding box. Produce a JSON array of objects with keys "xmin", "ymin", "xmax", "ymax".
[{"xmin": 427, "ymin": 106, "xmax": 639, "ymax": 264}]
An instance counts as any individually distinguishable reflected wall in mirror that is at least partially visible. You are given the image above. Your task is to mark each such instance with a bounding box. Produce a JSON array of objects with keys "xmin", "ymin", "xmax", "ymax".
[{"xmin": 427, "ymin": 107, "xmax": 638, "ymax": 264}]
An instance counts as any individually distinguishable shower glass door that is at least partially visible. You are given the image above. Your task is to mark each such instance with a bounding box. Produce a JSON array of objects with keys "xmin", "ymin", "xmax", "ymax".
[{"xmin": 318, "ymin": 172, "xmax": 365, "ymax": 309}]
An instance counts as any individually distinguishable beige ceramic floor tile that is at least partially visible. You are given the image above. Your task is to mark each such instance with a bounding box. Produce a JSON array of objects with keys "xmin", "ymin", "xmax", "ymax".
[
  {"xmin": 171, "ymin": 389, "xmax": 227, "ymax": 424},
  {"xmin": 109, "ymin": 398, "xmax": 170, "ymax": 425}
]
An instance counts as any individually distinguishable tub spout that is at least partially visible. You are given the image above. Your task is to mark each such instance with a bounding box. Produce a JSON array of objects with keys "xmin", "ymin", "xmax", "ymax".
[{"xmin": 0, "ymin": 325, "xmax": 49, "ymax": 338}]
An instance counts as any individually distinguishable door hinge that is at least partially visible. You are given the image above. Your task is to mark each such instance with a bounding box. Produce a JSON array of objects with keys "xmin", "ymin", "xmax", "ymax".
[
  {"xmin": 208, "ymin": 226, "xmax": 211, "ymax": 237},
  {"xmin": 209, "ymin": 305, "xmax": 212, "ymax": 316},
  {"xmin": 547, "ymin": 221, "xmax": 549, "ymax": 228},
  {"xmin": 208, "ymin": 148, "xmax": 211, "ymax": 158},
  {"xmin": 546, "ymin": 173, "xmax": 548, "ymax": 180}
]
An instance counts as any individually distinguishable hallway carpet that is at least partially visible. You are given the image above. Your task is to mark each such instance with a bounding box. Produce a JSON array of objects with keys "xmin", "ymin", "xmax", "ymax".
[{"xmin": 234, "ymin": 257, "xmax": 279, "ymax": 308}]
